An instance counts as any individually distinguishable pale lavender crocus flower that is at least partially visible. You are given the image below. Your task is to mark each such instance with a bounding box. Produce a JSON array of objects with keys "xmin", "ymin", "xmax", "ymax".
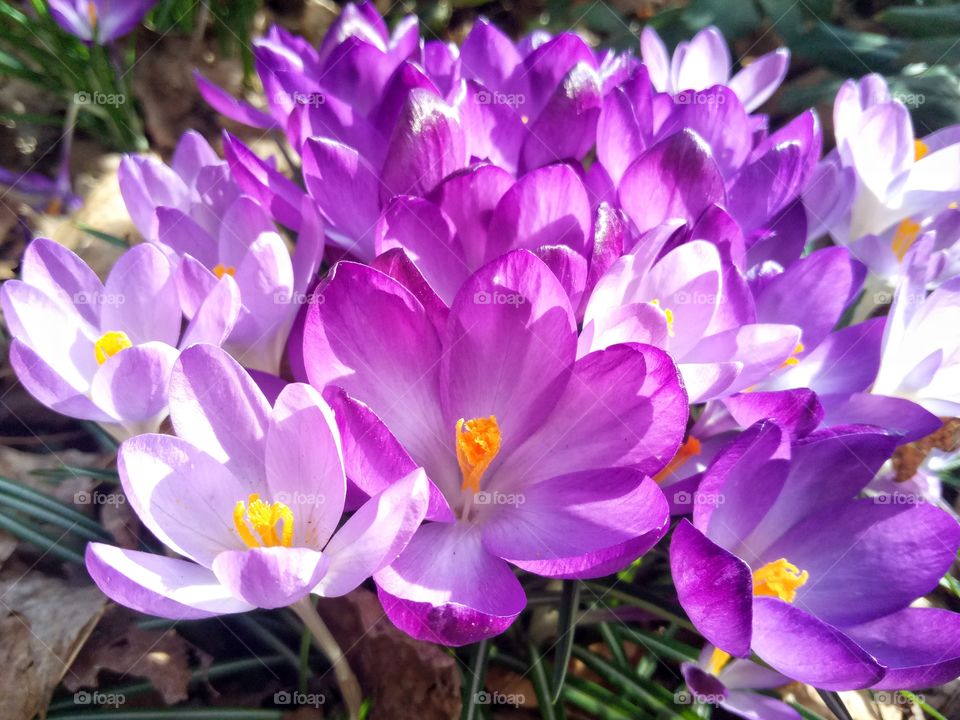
[
  {"xmin": 48, "ymin": 0, "xmax": 158, "ymax": 44},
  {"xmin": 872, "ymin": 240, "xmax": 960, "ymax": 417},
  {"xmin": 639, "ymin": 26, "xmax": 790, "ymax": 112},
  {"xmin": 807, "ymin": 74, "xmax": 960, "ymax": 284},
  {"xmin": 582, "ymin": 229, "xmax": 802, "ymax": 402},
  {"xmin": 0, "ymin": 238, "xmax": 240, "ymax": 439},
  {"xmin": 85, "ymin": 343, "xmax": 430, "ymax": 616},
  {"xmin": 119, "ymin": 131, "xmax": 323, "ymax": 374}
]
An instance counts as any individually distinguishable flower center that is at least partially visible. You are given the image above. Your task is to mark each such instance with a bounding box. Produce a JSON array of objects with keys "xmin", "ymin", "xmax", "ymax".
[
  {"xmin": 94, "ymin": 330, "xmax": 132, "ymax": 365},
  {"xmin": 892, "ymin": 218, "xmax": 922, "ymax": 262},
  {"xmin": 780, "ymin": 342, "xmax": 805, "ymax": 369},
  {"xmin": 650, "ymin": 299, "xmax": 675, "ymax": 337},
  {"xmin": 233, "ymin": 493, "xmax": 294, "ymax": 548},
  {"xmin": 752, "ymin": 557, "xmax": 809, "ymax": 602},
  {"xmin": 213, "ymin": 264, "xmax": 236, "ymax": 279},
  {"xmin": 707, "ymin": 558, "xmax": 809, "ymax": 675},
  {"xmin": 654, "ymin": 436, "xmax": 701, "ymax": 483},
  {"xmin": 87, "ymin": 1, "xmax": 97, "ymax": 27},
  {"xmin": 456, "ymin": 416, "xmax": 502, "ymax": 493}
]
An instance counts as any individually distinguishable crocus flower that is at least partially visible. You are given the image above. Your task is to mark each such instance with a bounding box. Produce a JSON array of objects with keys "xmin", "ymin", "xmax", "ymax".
[
  {"xmin": 582, "ymin": 230, "xmax": 802, "ymax": 402},
  {"xmin": 374, "ymin": 163, "xmax": 594, "ymax": 307},
  {"xmin": 0, "ymin": 166, "xmax": 81, "ymax": 215},
  {"xmin": 657, "ymin": 388, "xmax": 825, "ymax": 514},
  {"xmin": 159, "ymin": 194, "xmax": 323, "ymax": 375},
  {"xmin": 119, "ymin": 131, "xmax": 324, "ymax": 375},
  {"xmin": 304, "ymin": 250, "xmax": 687, "ymax": 644},
  {"xmin": 0, "ymin": 238, "xmax": 239, "ymax": 439},
  {"xmin": 592, "ymin": 83, "xmax": 819, "ymax": 265},
  {"xmin": 681, "ymin": 643, "xmax": 800, "ymax": 720},
  {"xmin": 640, "ymin": 26, "xmax": 790, "ymax": 112},
  {"xmin": 85, "ymin": 344, "xmax": 430, "ymax": 616},
  {"xmin": 118, "ymin": 131, "xmax": 241, "ymax": 245},
  {"xmin": 48, "ymin": 0, "xmax": 158, "ymax": 44},
  {"xmin": 872, "ymin": 240, "xmax": 960, "ymax": 417},
  {"xmin": 810, "ymin": 74, "xmax": 960, "ymax": 251},
  {"xmin": 671, "ymin": 421, "xmax": 960, "ymax": 690}
]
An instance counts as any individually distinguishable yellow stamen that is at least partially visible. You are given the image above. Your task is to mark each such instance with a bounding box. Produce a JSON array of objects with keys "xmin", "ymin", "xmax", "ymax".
[
  {"xmin": 753, "ymin": 558, "xmax": 809, "ymax": 603},
  {"xmin": 456, "ymin": 416, "xmax": 502, "ymax": 493},
  {"xmin": 708, "ymin": 647, "xmax": 731, "ymax": 676},
  {"xmin": 706, "ymin": 559, "xmax": 809, "ymax": 675},
  {"xmin": 94, "ymin": 330, "xmax": 132, "ymax": 365},
  {"xmin": 213, "ymin": 264, "xmax": 236, "ymax": 279},
  {"xmin": 892, "ymin": 218, "xmax": 922, "ymax": 262},
  {"xmin": 914, "ymin": 140, "xmax": 929, "ymax": 162},
  {"xmin": 654, "ymin": 436, "xmax": 701, "ymax": 483},
  {"xmin": 87, "ymin": 0, "xmax": 97, "ymax": 27},
  {"xmin": 780, "ymin": 341, "xmax": 806, "ymax": 369},
  {"xmin": 232, "ymin": 493, "xmax": 294, "ymax": 548},
  {"xmin": 650, "ymin": 298, "xmax": 675, "ymax": 337}
]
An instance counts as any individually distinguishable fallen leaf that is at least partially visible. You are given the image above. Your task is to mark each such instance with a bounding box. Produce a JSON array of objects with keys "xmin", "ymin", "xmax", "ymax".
[
  {"xmin": 0, "ymin": 571, "xmax": 107, "ymax": 720},
  {"xmin": 64, "ymin": 606, "xmax": 199, "ymax": 705},
  {"xmin": 316, "ymin": 588, "xmax": 461, "ymax": 720}
]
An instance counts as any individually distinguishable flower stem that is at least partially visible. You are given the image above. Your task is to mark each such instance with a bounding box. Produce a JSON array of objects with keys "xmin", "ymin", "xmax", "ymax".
[{"xmin": 291, "ymin": 596, "xmax": 363, "ymax": 720}]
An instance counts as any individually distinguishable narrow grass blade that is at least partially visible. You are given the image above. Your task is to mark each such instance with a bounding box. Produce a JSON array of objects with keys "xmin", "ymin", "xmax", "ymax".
[
  {"xmin": 551, "ymin": 579, "xmax": 581, "ymax": 703},
  {"xmin": 0, "ymin": 508, "xmax": 84, "ymax": 563},
  {"xmin": 527, "ymin": 643, "xmax": 559, "ymax": 720},
  {"xmin": 817, "ymin": 689, "xmax": 853, "ymax": 720},
  {"xmin": 462, "ymin": 638, "xmax": 490, "ymax": 720}
]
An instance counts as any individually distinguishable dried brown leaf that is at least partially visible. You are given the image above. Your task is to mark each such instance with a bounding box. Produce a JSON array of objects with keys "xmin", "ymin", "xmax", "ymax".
[
  {"xmin": 0, "ymin": 572, "xmax": 107, "ymax": 720},
  {"xmin": 64, "ymin": 606, "xmax": 198, "ymax": 705},
  {"xmin": 317, "ymin": 588, "xmax": 461, "ymax": 720}
]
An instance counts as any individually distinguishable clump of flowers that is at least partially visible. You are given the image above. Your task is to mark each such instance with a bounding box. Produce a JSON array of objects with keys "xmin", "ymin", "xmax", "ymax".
[{"xmin": 4, "ymin": 2, "xmax": 960, "ymax": 717}]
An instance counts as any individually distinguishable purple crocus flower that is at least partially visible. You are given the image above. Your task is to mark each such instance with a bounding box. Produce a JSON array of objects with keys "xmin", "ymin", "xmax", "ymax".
[
  {"xmin": 593, "ymin": 91, "xmax": 819, "ymax": 267},
  {"xmin": 681, "ymin": 644, "xmax": 800, "ymax": 720},
  {"xmin": 48, "ymin": 0, "xmax": 158, "ymax": 44},
  {"xmin": 0, "ymin": 166, "xmax": 81, "ymax": 215},
  {"xmin": 85, "ymin": 344, "xmax": 430, "ymax": 616},
  {"xmin": 671, "ymin": 420, "xmax": 960, "ymax": 690},
  {"xmin": 374, "ymin": 163, "xmax": 594, "ymax": 307},
  {"xmin": 0, "ymin": 238, "xmax": 239, "ymax": 439},
  {"xmin": 303, "ymin": 251, "xmax": 687, "ymax": 644},
  {"xmin": 640, "ymin": 26, "xmax": 790, "ymax": 112}
]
